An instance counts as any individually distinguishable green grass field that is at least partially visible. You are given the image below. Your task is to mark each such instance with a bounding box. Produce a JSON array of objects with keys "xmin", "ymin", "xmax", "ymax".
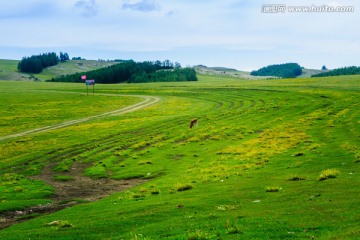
[{"xmin": 0, "ymin": 74, "xmax": 359, "ymax": 239}]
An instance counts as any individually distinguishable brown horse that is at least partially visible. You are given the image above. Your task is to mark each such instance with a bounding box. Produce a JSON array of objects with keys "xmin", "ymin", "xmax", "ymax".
[{"xmin": 190, "ymin": 118, "xmax": 198, "ymax": 129}]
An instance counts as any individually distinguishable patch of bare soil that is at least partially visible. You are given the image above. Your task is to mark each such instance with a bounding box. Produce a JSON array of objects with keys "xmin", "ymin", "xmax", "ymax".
[{"xmin": 0, "ymin": 162, "xmax": 147, "ymax": 229}]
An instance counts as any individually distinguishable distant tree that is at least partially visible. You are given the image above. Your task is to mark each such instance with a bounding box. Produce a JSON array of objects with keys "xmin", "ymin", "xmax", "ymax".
[
  {"xmin": 18, "ymin": 52, "xmax": 60, "ymax": 73},
  {"xmin": 50, "ymin": 60, "xmax": 197, "ymax": 84},
  {"xmin": 60, "ymin": 52, "xmax": 64, "ymax": 62},
  {"xmin": 72, "ymin": 57, "xmax": 84, "ymax": 60},
  {"xmin": 154, "ymin": 60, "xmax": 162, "ymax": 69},
  {"xmin": 64, "ymin": 52, "xmax": 70, "ymax": 61},
  {"xmin": 250, "ymin": 63, "xmax": 302, "ymax": 78},
  {"xmin": 322, "ymin": 65, "xmax": 327, "ymax": 70},
  {"xmin": 312, "ymin": 66, "xmax": 360, "ymax": 77},
  {"xmin": 162, "ymin": 60, "xmax": 174, "ymax": 69},
  {"xmin": 174, "ymin": 62, "xmax": 182, "ymax": 69},
  {"xmin": 59, "ymin": 52, "xmax": 70, "ymax": 62}
]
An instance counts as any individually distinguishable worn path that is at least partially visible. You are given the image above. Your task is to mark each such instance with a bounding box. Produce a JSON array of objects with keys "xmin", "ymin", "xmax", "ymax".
[{"xmin": 0, "ymin": 92, "xmax": 160, "ymax": 142}]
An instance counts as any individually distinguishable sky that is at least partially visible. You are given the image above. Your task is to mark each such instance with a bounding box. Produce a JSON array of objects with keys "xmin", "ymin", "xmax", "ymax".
[{"xmin": 0, "ymin": 0, "xmax": 359, "ymax": 71}]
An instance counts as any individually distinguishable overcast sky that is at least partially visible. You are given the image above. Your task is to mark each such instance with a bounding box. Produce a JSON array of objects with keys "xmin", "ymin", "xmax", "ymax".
[{"xmin": 0, "ymin": 0, "xmax": 359, "ymax": 70}]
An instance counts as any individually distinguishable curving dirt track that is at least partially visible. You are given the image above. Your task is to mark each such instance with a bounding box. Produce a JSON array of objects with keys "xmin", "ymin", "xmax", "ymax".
[
  {"xmin": 0, "ymin": 93, "xmax": 160, "ymax": 142},
  {"xmin": 0, "ymin": 93, "xmax": 160, "ymax": 229}
]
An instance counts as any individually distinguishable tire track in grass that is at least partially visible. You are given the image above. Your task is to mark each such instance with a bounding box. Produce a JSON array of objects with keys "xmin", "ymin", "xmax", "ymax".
[{"xmin": 0, "ymin": 93, "xmax": 160, "ymax": 142}]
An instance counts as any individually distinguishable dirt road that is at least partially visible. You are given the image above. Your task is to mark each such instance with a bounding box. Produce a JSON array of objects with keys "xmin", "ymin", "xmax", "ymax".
[{"xmin": 0, "ymin": 93, "xmax": 160, "ymax": 142}]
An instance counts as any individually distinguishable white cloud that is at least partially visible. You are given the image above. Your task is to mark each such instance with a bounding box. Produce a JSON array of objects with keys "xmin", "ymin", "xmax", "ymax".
[
  {"xmin": 74, "ymin": 0, "xmax": 99, "ymax": 17},
  {"xmin": 121, "ymin": 0, "xmax": 160, "ymax": 12}
]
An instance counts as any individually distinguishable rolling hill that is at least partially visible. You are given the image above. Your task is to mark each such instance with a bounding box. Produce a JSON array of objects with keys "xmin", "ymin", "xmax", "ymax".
[
  {"xmin": 195, "ymin": 65, "xmax": 327, "ymax": 79},
  {"xmin": 1, "ymin": 60, "xmax": 331, "ymax": 81},
  {"xmin": 0, "ymin": 59, "xmax": 118, "ymax": 81}
]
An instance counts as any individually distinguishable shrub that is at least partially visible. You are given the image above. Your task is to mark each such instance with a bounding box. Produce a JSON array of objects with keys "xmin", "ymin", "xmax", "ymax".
[
  {"xmin": 265, "ymin": 186, "xmax": 281, "ymax": 192},
  {"xmin": 174, "ymin": 183, "xmax": 193, "ymax": 192},
  {"xmin": 319, "ymin": 168, "xmax": 340, "ymax": 181},
  {"xmin": 287, "ymin": 175, "xmax": 306, "ymax": 181}
]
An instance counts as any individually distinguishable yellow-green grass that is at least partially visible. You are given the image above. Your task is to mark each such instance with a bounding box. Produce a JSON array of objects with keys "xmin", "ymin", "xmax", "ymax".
[
  {"xmin": 0, "ymin": 82, "xmax": 141, "ymax": 137},
  {"xmin": 0, "ymin": 75, "xmax": 359, "ymax": 239}
]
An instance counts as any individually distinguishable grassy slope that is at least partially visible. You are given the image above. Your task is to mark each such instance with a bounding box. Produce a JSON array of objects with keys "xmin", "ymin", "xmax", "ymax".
[
  {"xmin": 299, "ymin": 68, "xmax": 326, "ymax": 78},
  {"xmin": 0, "ymin": 59, "xmax": 118, "ymax": 81},
  {"xmin": 0, "ymin": 59, "xmax": 27, "ymax": 81},
  {"xmin": 0, "ymin": 75, "xmax": 359, "ymax": 239}
]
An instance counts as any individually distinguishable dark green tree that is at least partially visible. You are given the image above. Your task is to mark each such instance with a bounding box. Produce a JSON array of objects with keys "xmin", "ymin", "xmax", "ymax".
[
  {"xmin": 50, "ymin": 60, "xmax": 197, "ymax": 84},
  {"xmin": 18, "ymin": 52, "xmax": 60, "ymax": 73},
  {"xmin": 312, "ymin": 66, "xmax": 360, "ymax": 77},
  {"xmin": 251, "ymin": 63, "xmax": 302, "ymax": 78}
]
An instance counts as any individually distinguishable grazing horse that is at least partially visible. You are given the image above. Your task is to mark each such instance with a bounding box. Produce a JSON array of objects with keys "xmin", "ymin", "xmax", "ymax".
[{"xmin": 190, "ymin": 118, "xmax": 198, "ymax": 129}]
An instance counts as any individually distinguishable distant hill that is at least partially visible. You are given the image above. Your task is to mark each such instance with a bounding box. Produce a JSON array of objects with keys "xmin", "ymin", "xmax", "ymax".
[
  {"xmin": 195, "ymin": 65, "xmax": 330, "ymax": 79},
  {"xmin": 298, "ymin": 68, "xmax": 327, "ymax": 78},
  {"xmin": 0, "ymin": 59, "xmax": 118, "ymax": 81},
  {"xmin": 195, "ymin": 65, "xmax": 270, "ymax": 79}
]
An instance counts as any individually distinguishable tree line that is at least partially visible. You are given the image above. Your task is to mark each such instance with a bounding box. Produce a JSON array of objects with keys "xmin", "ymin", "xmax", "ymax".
[
  {"xmin": 17, "ymin": 52, "xmax": 70, "ymax": 74},
  {"xmin": 312, "ymin": 66, "xmax": 360, "ymax": 77},
  {"xmin": 251, "ymin": 63, "xmax": 302, "ymax": 78},
  {"xmin": 48, "ymin": 60, "xmax": 197, "ymax": 84}
]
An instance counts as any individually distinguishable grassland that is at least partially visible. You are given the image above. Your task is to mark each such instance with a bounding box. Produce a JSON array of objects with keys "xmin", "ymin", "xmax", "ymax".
[{"xmin": 0, "ymin": 74, "xmax": 359, "ymax": 239}]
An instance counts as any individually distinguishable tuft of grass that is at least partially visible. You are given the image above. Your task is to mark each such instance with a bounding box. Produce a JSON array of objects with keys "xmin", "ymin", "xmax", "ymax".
[
  {"xmin": 224, "ymin": 219, "xmax": 242, "ymax": 234},
  {"xmin": 138, "ymin": 160, "xmax": 153, "ymax": 165},
  {"xmin": 46, "ymin": 220, "xmax": 74, "ymax": 229},
  {"xmin": 265, "ymin": 186, "xmax": 281, "ymax": 192},
  {"xmin": 319, "ymin": 168, "xmax": 340, "ymax": 181},
  {"xmin": 187, "ymin": 230, "xmax": 210, "ymax": 240},
  {"xmin": 130, "ymin": 232, "xmax": 150, "ymax": 240},
  {"xmin": 287, "ymin": 175, "xmax": 306, "ymax": 181},
  {"xmin": 53, "ymin": 175, "xmax": 74, "ymax": 181},
  {"xmin": 14, "ymin": 186, "xmax": 25, "ymax": 192},
  {"xmin": 53, "ymin": 159, "xmax": 75, "ymax": 172},
  {"xmin": 174, "ymin": 183, "xmax": 193, "ymax": 192},
  {"xmin": 149, "ymin": 185, "xmax": 160, "ymax": 195},
  {"xmin": 130, "ymin": 192, "xmax": 147, "ymax": 200}
]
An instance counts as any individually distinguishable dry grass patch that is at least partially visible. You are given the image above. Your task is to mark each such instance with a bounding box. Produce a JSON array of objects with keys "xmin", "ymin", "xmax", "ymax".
[
  {"xmin": 219, "ymin": 127, "xmax": 308, "ymax": 162},
  {"xmin": 319, "ymin": 168, "xmax": 340, "ymax": 181}
]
